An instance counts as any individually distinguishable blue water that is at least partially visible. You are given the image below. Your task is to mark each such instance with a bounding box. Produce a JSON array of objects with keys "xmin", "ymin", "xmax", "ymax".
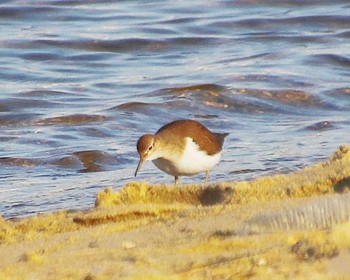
[{"xmin": 0, "ymin": 0, "xmax": 349, "ymax": 218}]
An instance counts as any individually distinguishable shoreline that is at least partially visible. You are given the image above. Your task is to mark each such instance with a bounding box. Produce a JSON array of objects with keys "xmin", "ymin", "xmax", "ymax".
[{"xmin": 1, "ymin": 145, "xmax": 350, "ymax": 279}]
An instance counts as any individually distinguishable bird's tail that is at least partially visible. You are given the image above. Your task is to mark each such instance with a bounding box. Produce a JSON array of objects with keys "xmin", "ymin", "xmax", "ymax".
[{"xmin": 215, "ymin": 132, "xmax": 229, "ymax": 147}]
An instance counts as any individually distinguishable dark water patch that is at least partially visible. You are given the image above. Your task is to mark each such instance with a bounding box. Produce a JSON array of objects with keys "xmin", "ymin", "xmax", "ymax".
[
  {"xmin": 0, "ymin": 103, "xmax": 9, "ymax": 112},
  {"xmin": 0, "ymin": 40, "xmax": 34, "ymax": 50},
  {"xmin": 35, "ymin": 114, "xmax": 108, "ymax": 126},
  {"xmin": 307, "ymin": 54, "xmax": 350, "ymax": 68},
  {"xmin": 333, "ymin": 88, "xmax": 350, "ymax": 96},
  {"xmin": 111, "ymin": 102, "xmax": 160, "ymax": 110},
  {"xmin": 137, "ymin": 27, "xmax": 178, "ymax": 36},
  {"xmin": 50, "ymin": 156, "xmax": 82, "ymax": 170},
  {"xmin": 336, "ymin": 30, "xmax": 350, "ymax": 38},
  {"xmin": 218, "ymin": 53, "xmax": 271, "ymax": 64},
  {"xmin": 164, "ymin": 84, "xmax": 227, "ymax": 94},
  {"xmin": 19, "ymin": 90, "xmax": 74, "ymax": 98},
  {"xmin": 35, "ymin": 37, "xmax": 217, "ymax": 54},
  {"xmin": 47, "ymin": 0, "xmax": 105, "ymax": 6},
  {"xmin": 36, "ymin": 39, "xmax": 170, "ymax": 53},
  {"xmin": 72, "ymin": 150, "xmax": 117, "ymax": 173},
  {"xmin": 157, "ymin": 17, "xmax": 202, "ymax": 25},
  {"xmin": 235, "ymin": 15, "xmax": 350, "ymax": 30},
  {"xmin": 0, "ymin": 136, "xmax": 17, "ymax": 142},
  {"xmin": 193, "ymin": 114, "xmax": 220, "ymax": 119},
  {"xmin": 51, "ymin": 150, "xmax": 121, "ymax": 173},
  {"xmin": 67, "ymin": 53, "xmax": 105, "ymax": 62},
  {"xmin": 239, "ymin": 33, "xmax": 333, "ymax": 44},
  {"xmin": 170, "ymin": 37, "xmax": 217, "ymax": 46},
  {"xmin": 20, "ymin": 52, "xmax": 63, "ymax": 61},
  {"xmin": 304, "ymin": 121, "xmax": 335, "ymax": 132},
  {"xmin": 0, "ymin": 157, "xmax": 39, "ymax": 167},
  {"xmin": 0, "ymin": 113, "xmax": 41, "ymax": 126},
  {"xmin": 320, "ymin": 88, "xmax": 350, "ymax": 110},
  {"xmin": 0, "ymin": 6, "xmax": 56, "ymax": 19},
  {"xmin": 227, "ymin": 0, "xmax": 350, "ymax": 7},
  {"xmin": 51, "ymin": 12, "xmax": 122, "ymax": 22},
  {"xmin": 0, "ymin": 98, "xmax": 59, "ymax": 111},
  {"xmin": 0, "ymin": 150, "xmax": 118, "ymax": 173}
]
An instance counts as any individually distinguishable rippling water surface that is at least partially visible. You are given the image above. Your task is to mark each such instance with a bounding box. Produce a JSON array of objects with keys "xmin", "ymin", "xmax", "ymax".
[{"xmin": 1, "ymin": 0, "xmax": 349, "ymax": 218}]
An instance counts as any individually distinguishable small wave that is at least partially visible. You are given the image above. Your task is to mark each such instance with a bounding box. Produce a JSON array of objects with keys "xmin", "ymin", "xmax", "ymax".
[
  {"xmin": 110, "ymin": 102, "xmax": 159, "ymax": 110},
  {"xmin": 19, "ymin": 90, "xmax": 74, "ymax": 97},
  {"xmin": 73, "ymin": 150, "xmax": 111, "ymax": 173},
  {"xmin": 159, "ymin": 84, "xmax": 235, "ymax": 110},
  {"xmin": 304, "ymin": 121, "xmax": 335, "ymax": 131},
  {"xmin": 0, "ymin": 98, "xmax": 58, "ymax": 111},
  {"xmin": 35, "ymin": 36, "xmax": 216, "ymax": 54},
  {"xmin": 157, "ymin": 84, "xmax": 283, "ymax": 114},
  {"xmin": 334, "ymin": 88, "xmax": 350, "ymax": 95},
  {"xmin": 47, "ymin": 156, "xmax": 82, "ymax": 169},
  {"xmin": 0, "ymin": 6, "xmax": 55, "ymax": 19},
  {"xmin": 80, "ymin": 127, "xmax": 114, "ymax": 138},
  {"xmin": 37, "ymin": 38, "xmax": 172, "ymax": 53},
  {"xmin": 238, "ymin": 88, "xmax": 330, "ymax": 108},
  {"xmin": 0, "ymin": 157, "xmax": 39, "ymax": 167},
  {"xmin": 54, "ymin": 150, "xmax": 118, "ymax": 173},
  {"xmin": 235, "ymin": 74, "xmax": 313, "ymax": 88},
  {"xmin": 110, "ymin": 102, "xmax": 173, "ymax": 119},
  {"xmin": 20, "ymin": 52, "xmax": 63, "ymax": 61},
  {"xmin": 34, "ymin": 114, "xmax": 107, "ymax": 126},
  {"xmin": 0, "ymin": 150, "xmax": 118, "ymax": 173},
  {"xmin": 336, "ymin": 30, "xmax": 350, "ymax": 38},
  {"xmin": 113, "ymin": 84, "xmax": 340, "ymax": 118},
  {"xmin": 307, "ymin": 54, "xmax": 350, "ymax": 68},
  {"xmin": 234, "ymin": 15, "xmax": 349, "ymax": 29},
  {"xmin": 0, "ymin": 113, "xmax": 40, "ymax": 126},
  {"xmin": 0, "ymin": 102, "xmax": 9, "ymax": 112},
  {"xmin": 0, "ymin": 67, "xmax": 45, "ymax": 82},
  {"xmin": 164, "ymin": 83, "xmax": 227, "ymax": 94}
]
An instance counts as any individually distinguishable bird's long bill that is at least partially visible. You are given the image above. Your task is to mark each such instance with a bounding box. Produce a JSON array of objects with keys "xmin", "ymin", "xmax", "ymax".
[{"xmin": 134, "ymin": 158, "xmax": 144, "ymax": 177}]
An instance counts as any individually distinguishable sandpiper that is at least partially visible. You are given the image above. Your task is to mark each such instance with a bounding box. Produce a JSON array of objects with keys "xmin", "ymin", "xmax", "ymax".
[{"xmin": 135, "ymin": 119, "xmax": 228, "ymax": 185}]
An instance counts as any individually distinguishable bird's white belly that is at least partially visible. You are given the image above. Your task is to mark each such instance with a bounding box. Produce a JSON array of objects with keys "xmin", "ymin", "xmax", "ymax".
[{"xmin": 152, "ymin": 137, "xmax": 221, "ymax": 176}]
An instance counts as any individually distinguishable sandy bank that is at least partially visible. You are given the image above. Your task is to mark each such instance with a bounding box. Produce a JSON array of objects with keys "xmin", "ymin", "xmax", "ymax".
[{"xmin": 1, "ymin": 146, "xmax": 350, "ymax": 279}]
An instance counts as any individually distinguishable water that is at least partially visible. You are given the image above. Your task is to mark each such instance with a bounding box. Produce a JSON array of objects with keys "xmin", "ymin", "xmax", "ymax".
[{"xmin": 0, "ymin": 0, "xmax": 349, "ymax": 219}]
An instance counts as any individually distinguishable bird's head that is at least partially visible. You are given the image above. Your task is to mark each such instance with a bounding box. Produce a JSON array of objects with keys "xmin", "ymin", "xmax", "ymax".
[{"xmin": 135, "ymin": 134, "xmax": 158, "ymax": 177}]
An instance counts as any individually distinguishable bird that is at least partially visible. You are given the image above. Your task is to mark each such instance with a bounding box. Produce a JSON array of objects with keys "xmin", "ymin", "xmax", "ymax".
[{"xmin": 134, "ymin": 119, "xmax": 228, "ymax": 185}]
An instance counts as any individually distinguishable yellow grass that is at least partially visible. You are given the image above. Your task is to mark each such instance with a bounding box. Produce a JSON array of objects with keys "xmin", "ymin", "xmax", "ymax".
[{"xmin": 1, "ymin": 145, "xmax": 350, "ymax": 279}]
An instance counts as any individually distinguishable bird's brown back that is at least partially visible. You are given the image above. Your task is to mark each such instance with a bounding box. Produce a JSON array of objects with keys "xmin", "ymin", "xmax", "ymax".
[{"xmin": 156, "ymin": 120, "xmax": 228, "ymax": 156}]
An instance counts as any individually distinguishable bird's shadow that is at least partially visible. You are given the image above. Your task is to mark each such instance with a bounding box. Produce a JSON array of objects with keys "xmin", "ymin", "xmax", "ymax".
[{"xmin": 199, "ymin": 185, "xmax": 234, "ymax": 206}]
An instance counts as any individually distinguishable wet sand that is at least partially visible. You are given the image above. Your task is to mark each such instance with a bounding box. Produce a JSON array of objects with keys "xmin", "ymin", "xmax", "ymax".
[{"xmin": 1, "ymin": 146, "xmax": 350, "ymax": 279}]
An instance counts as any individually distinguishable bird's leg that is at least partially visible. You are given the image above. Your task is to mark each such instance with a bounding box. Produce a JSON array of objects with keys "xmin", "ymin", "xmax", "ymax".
[
  {"xmin": 175, "ymin": 176, "xmax": 179, "ymax": 185},
  {"xmin": 205, "ymin": 171, "xmax": 209, "ymax": 185}
]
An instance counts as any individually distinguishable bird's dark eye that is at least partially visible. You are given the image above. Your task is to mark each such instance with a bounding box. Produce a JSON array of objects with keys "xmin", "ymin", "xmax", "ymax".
[{"xmin": 148, "ymin": 145, "xmax": 153, "ymax": 151}]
